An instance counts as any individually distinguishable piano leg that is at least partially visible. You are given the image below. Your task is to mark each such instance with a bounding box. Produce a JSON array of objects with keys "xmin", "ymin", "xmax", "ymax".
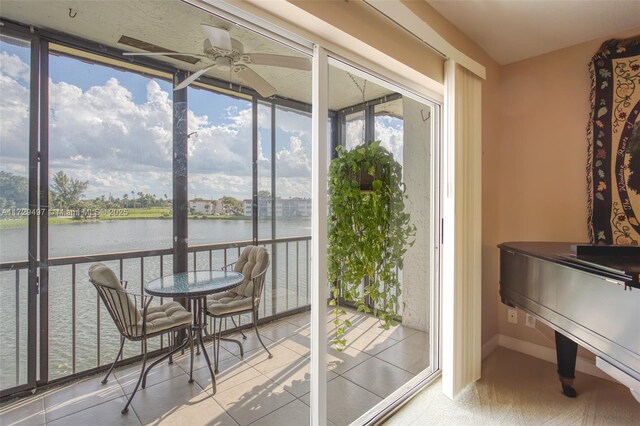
[{"xmin": 555, "ymin": 331, "xmax": 578, "ymax": 397}]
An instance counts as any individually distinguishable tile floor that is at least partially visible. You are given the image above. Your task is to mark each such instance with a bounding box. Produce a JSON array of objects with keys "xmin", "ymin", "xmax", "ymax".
[{"xmin": 0, "ymin": 309, "xmax": 430, "ymax": 426}]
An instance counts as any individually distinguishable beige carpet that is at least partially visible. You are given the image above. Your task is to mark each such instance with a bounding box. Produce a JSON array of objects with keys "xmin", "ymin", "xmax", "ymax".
[{"xmin": 386, "ymin": 347, "xmax": 640, "ymax": 425}]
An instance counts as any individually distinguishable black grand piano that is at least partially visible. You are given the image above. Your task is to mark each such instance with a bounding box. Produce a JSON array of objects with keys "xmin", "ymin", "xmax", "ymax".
[{"xmin": 498, "ymin": 242, "xmax": 639, "ymax": 401}]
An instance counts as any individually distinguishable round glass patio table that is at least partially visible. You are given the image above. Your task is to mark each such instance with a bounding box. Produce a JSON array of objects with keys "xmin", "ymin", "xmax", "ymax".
[
  {"xmin": 145, "ymin": 270, "xmax": 244, "ymax": 298},
  {"xmin": 145, "ymin": 270, "xmax": 244, "ymax": 394}
]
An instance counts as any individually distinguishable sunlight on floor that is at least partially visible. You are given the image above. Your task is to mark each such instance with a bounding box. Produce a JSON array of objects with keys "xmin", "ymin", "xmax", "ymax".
[{"xmin": 0, "ymin": 309, "xmax": 429, "ymax": 426}]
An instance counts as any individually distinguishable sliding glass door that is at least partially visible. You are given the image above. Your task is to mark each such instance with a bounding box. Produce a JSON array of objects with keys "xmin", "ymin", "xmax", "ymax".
[
  {"xmin": 0, "ymin": 28, "xmax": 45, "ymax": 397},
  {"xmin": 320, "ymin": 56, "xmax": 439, "ymax": 425}
]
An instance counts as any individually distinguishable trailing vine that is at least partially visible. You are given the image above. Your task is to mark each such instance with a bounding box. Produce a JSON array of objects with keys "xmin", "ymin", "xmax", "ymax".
[{"xmin": 328, "ymin": 141, "xmax": 416, "ymax": 351}]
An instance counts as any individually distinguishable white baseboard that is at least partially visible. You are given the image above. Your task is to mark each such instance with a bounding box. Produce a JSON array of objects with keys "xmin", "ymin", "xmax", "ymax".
[
  {"xmin": 482, "ymin": 334, "xmax": 614, "ymax": 382},
  {"xmin": 481, "ymin": 334, "xmax": 499, "ymax": 360}
]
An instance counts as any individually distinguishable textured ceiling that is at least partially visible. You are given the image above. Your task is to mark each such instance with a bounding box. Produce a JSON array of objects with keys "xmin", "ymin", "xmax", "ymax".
[
  {"xmin": 428, "ymin": 0, "xmax": 640, "ymax": 65},
  {"xmin": 0, "ymin": 0, "xmax": 394, "ymax": 110}
]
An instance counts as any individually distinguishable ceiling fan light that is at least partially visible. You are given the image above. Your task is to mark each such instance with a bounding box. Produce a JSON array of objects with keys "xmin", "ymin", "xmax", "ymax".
[{"xmin": 215, "ymin": 56, "xmax": 233, "ymax": 71}]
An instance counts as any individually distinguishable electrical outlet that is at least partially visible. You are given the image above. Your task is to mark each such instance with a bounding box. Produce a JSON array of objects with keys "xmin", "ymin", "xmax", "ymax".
[
  {"xmin": 507, "ymin": 308, "xmax": 517, "ymax": 324},
  {"xmin": 526, "ymin": 313, "xmax": 536, "ymax": 328}
]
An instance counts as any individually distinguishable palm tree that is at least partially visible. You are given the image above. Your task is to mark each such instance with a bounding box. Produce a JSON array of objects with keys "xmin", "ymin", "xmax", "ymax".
[{"xmin": 50, "ymin": 171, "xmax": 88, "ymax": 210}]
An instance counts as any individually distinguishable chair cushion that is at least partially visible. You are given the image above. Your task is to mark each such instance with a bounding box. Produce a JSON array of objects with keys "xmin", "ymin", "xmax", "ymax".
[
  {"xmin": 232, "ymin": 246, "xmax": 270, "ymax": 298},
  {"xmin": 131, "ymin": 301, "xmax": 192, "ymax": 336},
  {"xmin": 205, "ymin": 291, "xmax": 253, "ymax": 316},
  {"xmin": 89, "ymin": 263, "xmax": 140, "ymax": 326}
]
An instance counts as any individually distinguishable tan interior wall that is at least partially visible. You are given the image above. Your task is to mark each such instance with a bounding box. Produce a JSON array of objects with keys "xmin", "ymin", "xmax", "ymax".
[
  {"xmin": 287, "ymin": 0, "xmax": 444, "ymax": 83},
  {"xmin": 497, "ymin": 27, "xmax": 640, "ymax": 357}
]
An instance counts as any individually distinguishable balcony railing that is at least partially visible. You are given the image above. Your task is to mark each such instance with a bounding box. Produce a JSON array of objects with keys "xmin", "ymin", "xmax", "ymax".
[{"xmin": 0, "ymin": 236, "xmax": 310, "ymax": 394}]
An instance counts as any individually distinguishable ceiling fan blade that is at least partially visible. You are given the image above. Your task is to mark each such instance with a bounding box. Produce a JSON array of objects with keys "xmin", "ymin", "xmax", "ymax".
[
  {"xmin": 123, "ymin": 52, "xmax": 206, "ymax": 58},
  {"xmin": 246, "ymin": 53, "xmax": 311, "ymax": 71},
  {"xmin": 174, "ymin": 65, "xmax": 216, "ymax": 91},
  {"xmin": 234, "ymin": 65, "xmax": 276, "ymax": 98},
  {"xmin": 201, "ymin": 24, "xmax": 232, "ymax": 51}
]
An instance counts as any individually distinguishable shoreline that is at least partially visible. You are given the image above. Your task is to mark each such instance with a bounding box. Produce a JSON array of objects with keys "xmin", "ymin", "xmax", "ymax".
[
  {"xmin": 0, "ymin": 214, "xmax": 310, "ymax": 229},
  {"xmin": 0, "ymin": 214, "xmax": 256, "ymax": 229}
]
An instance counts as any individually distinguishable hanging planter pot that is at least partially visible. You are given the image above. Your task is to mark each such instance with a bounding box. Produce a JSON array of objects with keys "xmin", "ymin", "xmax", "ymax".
[
  {"xmin": 353, "ymin": 141, "xmax": 383, "ymax": 193},
  {"xmin": 358, "ymin": 168, "xmax": 375, "ymax": 192}
]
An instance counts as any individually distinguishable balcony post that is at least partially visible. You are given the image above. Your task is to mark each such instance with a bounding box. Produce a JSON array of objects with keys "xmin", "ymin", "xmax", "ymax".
[
  {"xmin": 27, "ymin": 33, "xmax": 41, "ymax": 391},
  {"xmin": 173, "ymin": 71, "xmax": 188, "ymax": 275},
  {"xmin": 252, "ymin": 97, "xmax": 258, "ymax": 244}
]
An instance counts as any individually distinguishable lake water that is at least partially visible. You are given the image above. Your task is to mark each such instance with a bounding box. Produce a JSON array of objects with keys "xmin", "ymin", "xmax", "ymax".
[
  {"xmin": 0, "ymin": 217, "xmax": 310, "ymax": 261},
  {"xmin": 0, "ymin": 218, "xmax": 311, "ymax": 388}
]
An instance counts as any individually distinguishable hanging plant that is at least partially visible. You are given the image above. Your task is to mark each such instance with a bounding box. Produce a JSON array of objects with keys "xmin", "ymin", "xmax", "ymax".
[{"xmin": 328, "ymin": 141, "xmax": 416, "ymax": 351}]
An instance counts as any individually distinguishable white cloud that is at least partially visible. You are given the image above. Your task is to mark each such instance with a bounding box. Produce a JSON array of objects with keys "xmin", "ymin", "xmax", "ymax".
[
  {"xmin": 276, "ymin": 136, "xmax": 311, "ymax": 177},
  {"xmin": 0, "ymin": 52, "xmax": 312, "ymax": 200},
  {"xmin": 275, "ymin": 177, "xmax": 311, "ymax": 198},
  {"xmin": 0, "ymin": 52, "xmax": 29, "ymax": 82},
  {"xmin": 275, "ymin": 108, "xmax": 311, "ymax": 138},
  {"xmin": 375, "ymin": 118, "xmax": 403, "ymax": 164},
  {"xmin": 344, "ymin": 117, "xmax": 404, "ymax": 165},
  {"xmin": 50, "ymin": 78, "xmax": 173, "ymax": 173},
  {"xmin": 189, "ymin": 173, "xmax": 252, "ymax": 200},
  {"xmin": 0, "ymin": 74, "xmax": 30, "ymax": 159},
  {"xmin": 345, "ymin": 118, "xmax": 365, "ymax": 150}
]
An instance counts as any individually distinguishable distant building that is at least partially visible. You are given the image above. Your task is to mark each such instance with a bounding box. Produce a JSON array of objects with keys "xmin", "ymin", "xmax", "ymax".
[
  {"xmin": 285, "ymin": 197, "xmax": 312, "ymax": 217},
  {"xmin": 190, "ymin": 198, "xmax": 223, "ymax": 215},
  {"xmin": 243, "ymin": 197, "xmax": 311, "ymax": 218},
  {"xmin": 243, "ymin": 199, "xmax": 252, "ymax": 216}
]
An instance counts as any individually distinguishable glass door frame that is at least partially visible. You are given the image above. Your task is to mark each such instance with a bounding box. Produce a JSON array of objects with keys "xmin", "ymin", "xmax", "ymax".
[
  {"xmin": 320, "ymin": 51, "xmax": 443, "ymax": 425},
  {"xmin": 0, "ymin": 21, "xmax": 47, "ymax": 398}
]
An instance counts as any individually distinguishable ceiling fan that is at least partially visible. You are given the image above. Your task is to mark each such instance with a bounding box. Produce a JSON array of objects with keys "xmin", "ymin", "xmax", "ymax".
[{"xmin": 122, "ymin": 25, "xmax": 311, "ymax": 98}]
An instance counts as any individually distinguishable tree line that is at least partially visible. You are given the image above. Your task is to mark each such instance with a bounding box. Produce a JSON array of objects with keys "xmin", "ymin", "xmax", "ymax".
[
  {"xmin": 0, "ymin": 171, "xmax": 28, "ymax": 209},
  {"xmin": 0, "ymin": 170, "xmax": 246, "ymax": 217},
  {"xmin": 49, "ymin": 171, "xmax": 171, "ymax": 212}
]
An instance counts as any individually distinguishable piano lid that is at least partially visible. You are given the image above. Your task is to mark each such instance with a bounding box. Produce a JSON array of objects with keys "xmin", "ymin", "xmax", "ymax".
[{"xmin": 498, "ymin": 242, "xmax": 640, "ymax": 288}]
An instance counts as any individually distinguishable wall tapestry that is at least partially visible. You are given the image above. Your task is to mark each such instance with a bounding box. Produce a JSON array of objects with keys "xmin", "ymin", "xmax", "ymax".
[{"xmin": 588, "ymin": 36, "xmax": 640, "ymax": 245}]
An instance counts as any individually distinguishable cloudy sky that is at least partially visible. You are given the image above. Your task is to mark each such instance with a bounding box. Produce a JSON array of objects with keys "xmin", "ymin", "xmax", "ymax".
[{"xmin": 1, "ymin": 37, "xmax": 402, "ymax": 202}]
